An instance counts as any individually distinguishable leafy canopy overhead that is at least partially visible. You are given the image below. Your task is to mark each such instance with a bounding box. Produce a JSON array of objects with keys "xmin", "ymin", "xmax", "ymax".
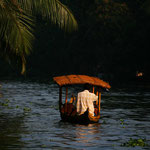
[{"xmin": 0, "ymin": 0, "xmax": 78, "ymax": 74}]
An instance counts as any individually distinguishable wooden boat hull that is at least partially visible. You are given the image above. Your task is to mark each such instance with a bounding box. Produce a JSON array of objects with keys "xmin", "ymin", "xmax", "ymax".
[{"xmin": 60, "ymin": 103, "xmax": 100, "ymax": 124}]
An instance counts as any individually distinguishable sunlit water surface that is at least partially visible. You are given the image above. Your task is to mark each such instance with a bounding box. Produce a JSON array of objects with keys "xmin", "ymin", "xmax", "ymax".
[{"xmin": 0, "ymin": 81, "xmax": 150, "ymax": 150}]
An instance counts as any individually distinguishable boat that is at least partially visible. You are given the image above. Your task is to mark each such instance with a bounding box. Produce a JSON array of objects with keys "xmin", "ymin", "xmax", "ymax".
[{"xmin": 53, "ymin": 75, "xmax": 111, "ymax": 124}]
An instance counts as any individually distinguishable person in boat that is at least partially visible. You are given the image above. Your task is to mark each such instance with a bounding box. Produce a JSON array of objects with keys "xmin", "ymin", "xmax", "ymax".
[
  {"xmin": 76, "ymin": 84, "xmax": 98, "ymax": 116},
  {"xmin": 69, "ymin": 94, "xmax": 76, "ymax": 105}
]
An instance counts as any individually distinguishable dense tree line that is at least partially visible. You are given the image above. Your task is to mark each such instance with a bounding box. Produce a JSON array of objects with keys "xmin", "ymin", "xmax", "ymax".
[{"xmin": 0, "ymin": 0, "xmax": 150, "ymax": 83}]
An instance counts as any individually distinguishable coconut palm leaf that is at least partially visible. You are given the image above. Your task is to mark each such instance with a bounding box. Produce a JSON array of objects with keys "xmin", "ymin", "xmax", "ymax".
[
  {"xmin": 17, "ymin": 0, "xmax": 78, "ymax": 32},
  {"xmin": 0, "ymin": 0, "xmax": 34, "ymax": 74},
  {"xmin": 0, "ymin": 0, "xmax": 78, "ymax": 74}
]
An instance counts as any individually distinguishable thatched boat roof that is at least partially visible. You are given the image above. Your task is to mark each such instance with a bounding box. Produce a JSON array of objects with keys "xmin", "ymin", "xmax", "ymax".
[{"xmin": 53, "ymin": 75, "xmax": 111, "ymax": 89}]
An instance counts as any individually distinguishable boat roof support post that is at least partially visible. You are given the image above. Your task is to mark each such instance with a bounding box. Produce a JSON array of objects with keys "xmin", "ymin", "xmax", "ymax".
[
  {"xmin": 96, "ymin": 89, "xmax": 98, "ymax": 105},
  {"xmin": 98, "ymin": 88, "xmax": 101, "ymax": 113},
  {"xmin": 92, "ymin": 86, "xmax": 94, "ymax": 93},
  {"xmin": 65, "ymin": 87, "xmax": 68, "ymax": 113},
  {"xmin": 65, "ymin": 87, "xmax": 68, "ymax": 104},
  {"xmin": 59, "ymin": 86, "xmax": 62, "ymax": 113}
]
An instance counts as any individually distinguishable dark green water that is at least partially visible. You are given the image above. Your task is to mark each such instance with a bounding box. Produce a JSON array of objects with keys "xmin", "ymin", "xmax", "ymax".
[{"xmin": 0, "ymin": 81, "xmax": 150, "ymax": 150}]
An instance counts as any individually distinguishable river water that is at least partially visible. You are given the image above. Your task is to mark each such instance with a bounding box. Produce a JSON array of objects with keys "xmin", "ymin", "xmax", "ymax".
[{"xmin": 0, "ymin": 80, "xmax": 150, "ymax": 150}]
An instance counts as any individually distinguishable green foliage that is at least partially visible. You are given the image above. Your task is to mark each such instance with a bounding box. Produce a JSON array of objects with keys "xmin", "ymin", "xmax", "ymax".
[
  {"xmin": 121, "ymin": 138, "xmax": 149, "ymax": 147},
  {"xmin": 0, "ymin": 0, "xmax": 150, "ymax": 81},
  {"xmin": 23, "ymin": 107, "xmax": 31, "ymax": 112},
  {"xmin": 0, "ymin": 0, "xmax": 78, "ymax": 74},
  {"xmin": 16, "ymin": 105, "xmax": 19, "ymax": 108},
  {"xmin": 0, "ymin": 0, "xmax": 34, "ymax": 74},
  {"xmin": 0, "ymin": 99, "xmax": 10, "ymax": 107},
  {"xmin": 41, "ymin": 144, "xmax": 46, "ymax": 148},
  {"xmin": 0, "ymin": 102, "xmax": 8, "ymax": 107},
  {"xmin": 120, "ymin": 119, "xmax": 126, "ymax": 128}
]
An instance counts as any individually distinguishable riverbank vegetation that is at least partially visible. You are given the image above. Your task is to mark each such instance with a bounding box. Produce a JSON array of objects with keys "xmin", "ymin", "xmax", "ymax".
[{"xmin": 0, "ymin": 0, "xmax": 150, "ymax": 84}]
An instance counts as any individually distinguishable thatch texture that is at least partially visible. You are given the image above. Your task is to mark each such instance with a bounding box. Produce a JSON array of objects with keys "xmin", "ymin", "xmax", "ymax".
[{"xmin": 53, "ymin": 75, "xmax": 111, "ymax": 89}]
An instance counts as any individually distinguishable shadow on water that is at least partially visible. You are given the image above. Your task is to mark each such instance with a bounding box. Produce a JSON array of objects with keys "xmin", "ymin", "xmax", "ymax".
[{"xmin": 0, "ymin": 114, "xmax": 26, "ymax": 150}]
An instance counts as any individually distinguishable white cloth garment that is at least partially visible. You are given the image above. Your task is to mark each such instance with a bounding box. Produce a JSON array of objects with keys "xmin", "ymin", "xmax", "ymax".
[{"xmin": 77, "ymin": 90, "xmax": 98, "ymax": 116}]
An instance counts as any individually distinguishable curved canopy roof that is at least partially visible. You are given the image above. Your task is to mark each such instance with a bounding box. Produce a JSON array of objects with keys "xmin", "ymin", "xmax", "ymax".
[{"xmin": 53, "ymin": 75, "xmax": 111, "ymax": 89}]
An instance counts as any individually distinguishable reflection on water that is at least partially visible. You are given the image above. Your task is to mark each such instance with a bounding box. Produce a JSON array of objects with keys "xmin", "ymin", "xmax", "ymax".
[
  {"xmin": 75, "ymin": 124, "xmax": 101, "ymax": 146},
  {"xmin": 0, "ymin": 81, "xmax": 150, "ymax": 150}
]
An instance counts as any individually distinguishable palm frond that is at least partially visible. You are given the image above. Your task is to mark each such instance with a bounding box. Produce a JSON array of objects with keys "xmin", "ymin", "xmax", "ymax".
[
  {"xmin": 0, "ymin": 1, "xmax": 34, "ymax": 74},
  {"xmin": 18, "ymin": 0, "xmax": 78, "ymax": 32},
  {"xmin": 0, "ymin": 0, "xmax": 78, "ymax": 74}
]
